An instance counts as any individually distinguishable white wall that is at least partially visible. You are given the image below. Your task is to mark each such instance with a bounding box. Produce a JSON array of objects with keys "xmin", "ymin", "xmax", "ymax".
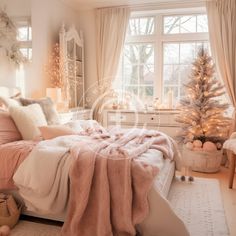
[
  {"xmin": 77, "ymin": 9, "xmax": 97, "ymax": 107},
  {"xmin": 30, "ymin": 0, "xmax": 80, "ymax": 98},
  {"xmin": 0, "ymin": 0, "xmax": 80, "ymax": 98}
]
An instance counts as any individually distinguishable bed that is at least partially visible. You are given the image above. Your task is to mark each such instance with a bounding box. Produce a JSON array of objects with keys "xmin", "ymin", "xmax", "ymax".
[
  {"xmin": 0, "ymin": 105, "xmax": 189, "ymax": 235},
  {"xmin": 0, "ymin": 140, "xmax": 175, "ymax": 209}
]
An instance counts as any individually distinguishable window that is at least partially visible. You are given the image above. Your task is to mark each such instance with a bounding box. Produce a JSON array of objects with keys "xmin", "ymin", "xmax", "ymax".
[
  {"xmin": 13, "ymin": 17, "xmax": 32, "ymax": 96},
  {"xmin": 115, "ymin": 11, "xmax": 209, "ymax": 108},
  {"xmin": 14, "ymin": 18, "xmax": 32, "ymax": 60}
]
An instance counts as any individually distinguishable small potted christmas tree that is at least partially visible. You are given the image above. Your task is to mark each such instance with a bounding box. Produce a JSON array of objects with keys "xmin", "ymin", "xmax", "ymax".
[{"xmin": 176, "ymin": 47, "xmax": 231, "ymax": 173}]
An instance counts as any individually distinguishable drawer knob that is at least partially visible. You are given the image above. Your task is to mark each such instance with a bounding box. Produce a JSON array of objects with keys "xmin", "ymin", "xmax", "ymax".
[{"xmin": 151, "ymin": 117, "xmax": 154, "ymax": 120}]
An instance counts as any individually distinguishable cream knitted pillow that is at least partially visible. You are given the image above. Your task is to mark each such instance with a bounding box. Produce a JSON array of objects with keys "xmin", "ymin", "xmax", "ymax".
[{"xmin": 9, "ymin": 104, "xmax": 47, "ymax": 140}]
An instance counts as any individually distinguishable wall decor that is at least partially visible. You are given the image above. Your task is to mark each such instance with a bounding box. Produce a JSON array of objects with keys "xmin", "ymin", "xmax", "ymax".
[{"xmin": 0, "ymin": 9, "xmax": 25, "ymax": 65}]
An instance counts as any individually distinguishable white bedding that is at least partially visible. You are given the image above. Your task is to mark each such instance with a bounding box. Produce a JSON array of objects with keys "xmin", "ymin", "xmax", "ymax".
[{"xmin": 13, "ymin": 132, "xmax": 189, "ymax": 235}]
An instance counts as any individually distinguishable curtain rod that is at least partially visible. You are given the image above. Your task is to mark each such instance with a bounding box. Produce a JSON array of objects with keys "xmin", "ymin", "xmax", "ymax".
[{"xmin": 96, "ymin": 0, "xmax": 206, "ymax": 11}]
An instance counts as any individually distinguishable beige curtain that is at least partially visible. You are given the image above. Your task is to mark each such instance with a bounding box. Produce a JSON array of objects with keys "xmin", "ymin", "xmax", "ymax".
[
  {"xmin": 206, "ymin": 0, "xmax": 236, "ymax": 131},
  {"xmin": 93, "ymin": 7, "xmax": 130, "ymax": 121}
]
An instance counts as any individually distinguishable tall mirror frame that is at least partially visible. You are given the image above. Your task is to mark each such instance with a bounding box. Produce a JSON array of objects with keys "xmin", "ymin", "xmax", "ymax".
[{"xmin": 59, "ymin": 24, "xmax": 85, "ymax": 109}]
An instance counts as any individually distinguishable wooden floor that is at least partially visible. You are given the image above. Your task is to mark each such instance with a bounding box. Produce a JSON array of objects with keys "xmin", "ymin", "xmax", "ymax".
[{"xmin": 187, "ymin": 167, "xmax": 236, "ymax": 236}]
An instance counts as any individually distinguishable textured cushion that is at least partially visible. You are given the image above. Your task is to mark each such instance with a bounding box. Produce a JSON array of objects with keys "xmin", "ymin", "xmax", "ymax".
[
  {"xmin": 39, "ymin": 125, "xmax": 77, "ymax": 140},
  {"xmin": 0, "ymin": 111, "xmax": 22, "ymax": 144},
  {"xmin": 20, "ymin": 97, "xmax": 60, "ymax": 125},
  {"xmin": 9, "ymin": 104, "xmax": 47, "ymax": 140},
  {"xmin": 0, "ymin": 96, "xmax": 22, "ymax": 108}
]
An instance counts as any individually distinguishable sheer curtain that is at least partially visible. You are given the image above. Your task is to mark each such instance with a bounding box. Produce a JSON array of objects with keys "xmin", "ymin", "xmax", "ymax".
[
  {"xmin": 206, "ymin": 0, "xmax": 236, "ymax": 131},
  {"xmin": 93, "ymin": 7, "xmax": 130, "ymax": 121}
]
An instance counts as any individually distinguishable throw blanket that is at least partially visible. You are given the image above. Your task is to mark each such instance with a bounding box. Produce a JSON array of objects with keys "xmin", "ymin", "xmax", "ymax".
[
  {"xmin": 13, "ymin": 136, "xmax": 81, "ymax": 214},
  {"xmin": 0, "ymin": 141, "xmax": 36, "ymax": 190},
  {"xmin": 62, "ymin": 128, "xmax": 176, "ymax": 236}
]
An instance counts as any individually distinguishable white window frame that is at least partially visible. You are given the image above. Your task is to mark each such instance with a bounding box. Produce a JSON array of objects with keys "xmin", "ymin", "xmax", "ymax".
[
  {"xmin": 122, "ymin": 8, "xmax": 209, "ymax": 105},
  {"xmin": 13, "ymin": 16, "xmax": 32, "ymax": 60}
]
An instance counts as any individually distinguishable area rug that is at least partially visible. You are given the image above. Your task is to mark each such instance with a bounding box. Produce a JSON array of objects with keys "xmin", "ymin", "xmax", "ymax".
[
  {"xmin": 168, "ymin": 177, "xmax": 229, "ymax": 236},
  {"xmin": 10, "ymin": 220, "xmax": 61, "ymax": 236}
]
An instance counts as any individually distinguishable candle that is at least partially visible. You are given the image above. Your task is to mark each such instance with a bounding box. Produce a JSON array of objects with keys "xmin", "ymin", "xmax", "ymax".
[{"xmin": 167, "ymin": 89, "xmax": 173, "ymax": 109}]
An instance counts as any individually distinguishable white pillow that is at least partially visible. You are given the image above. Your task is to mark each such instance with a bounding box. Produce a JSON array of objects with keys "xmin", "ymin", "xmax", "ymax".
[
  {"xmin": 66, "ymin": 120, "xmax": 105, "ymax": 133},
  {"xmin": 9, "ymin": 104, "xmax": 47, "ymax": 140}
]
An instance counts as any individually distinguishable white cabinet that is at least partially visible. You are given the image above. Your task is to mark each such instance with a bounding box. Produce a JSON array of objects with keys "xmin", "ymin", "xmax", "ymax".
[
  {"xmin": 59, "ymin": 109, "xmax": 91, "ymax": 124},
  {"xmin": 103, "ymin": 109, "xmax": 180, "ymax": 139},
  {"xmin": 59, "ymin": 24, "xmax": 85, "ymax": 109}
]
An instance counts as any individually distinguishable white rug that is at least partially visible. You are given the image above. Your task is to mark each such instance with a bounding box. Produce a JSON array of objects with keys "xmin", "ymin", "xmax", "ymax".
[
  {"xmin": 168, "ymin": 177, "xmax": 229, "ymax": 236},
  {"xmin": 10, "ymin": 220, "xmax": 61, "ymax": 236}
]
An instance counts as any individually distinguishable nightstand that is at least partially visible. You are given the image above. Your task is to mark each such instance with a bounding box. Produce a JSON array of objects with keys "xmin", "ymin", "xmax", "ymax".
[{"xmin": 59, "ymin": 109, "xmax": 92, "ymax": 124}]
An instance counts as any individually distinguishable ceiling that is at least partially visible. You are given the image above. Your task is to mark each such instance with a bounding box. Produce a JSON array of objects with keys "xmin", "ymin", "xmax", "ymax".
[{"xmin": 61, "ymin": 0, "xmax": 197, "ymax": 11}]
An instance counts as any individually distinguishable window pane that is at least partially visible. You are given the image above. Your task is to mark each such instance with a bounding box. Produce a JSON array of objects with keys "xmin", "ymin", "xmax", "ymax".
[
  {"xmin": 140, "ymin": 44, "xmax": 154, "ymax": 64},
  {"xmin": 124, "ymin": 44, "xmax": 139, "ymax": 64},
  {"xmin": 124, "ymin": 65, "xmax": 138, "ymax": 85},
  {"xmin": 20, "ymin": 48, "xmax": 32, "ymax": 60},
  {"xmin": 17, "ymin": 27, "xmax": 28, "ymax": 41},
  {"xmin": 180, "ymin": 43, "xmax": 196, "ymax": 64},
  {"xmin": 140, "ymin": 86, "xmax": 154, "ymax": 104},
  {"xmin": 197, "ymin": 15, "xmax": 208, "ymax": 32},
  {"xmin": 125, "ymin": 86, "xmax": 138, "ymax": 96},
  {"xmin": 164, "ymin": 14, "xmax": 208, "ymax": 34},
  {"xmin": 180, "ymin": 15, "xmax": 196, "ymax": 33},
  {"xmin": 140, "ymin": 64, "xmax": 154, "ymax": 85},
  {"xmin": 128, "ymin": 17, "xmax": 154, "ymax": 35},
  {"xmin": 163, "ymin": 65, "xmax": 179, "ymax": 85},
  {"xmin": 164, "ymin": 16, "xmax": 180, "ymax": 34},
  {"xmin": 164, "ymin": 44, "xmax": 179, "ymax": 64}
]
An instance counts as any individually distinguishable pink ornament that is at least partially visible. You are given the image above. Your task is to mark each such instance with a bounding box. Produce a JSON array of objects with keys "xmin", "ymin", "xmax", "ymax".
[
  {"xmin": 193, "ymin": 140, "xmax": 202, "ymax": 148},
  {"xmin": 185, "ymin": 142, "xmax": 193, "ymax": 150},
  {"xmin": 203, "ymin": 141, "xmax": 217, "ymax": 152}
]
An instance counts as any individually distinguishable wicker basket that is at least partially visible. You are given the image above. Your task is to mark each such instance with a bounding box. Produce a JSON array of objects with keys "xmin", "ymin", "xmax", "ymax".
[{"xmin": 182, "ymin": 146, "xmax": 223, "ymax": 173}]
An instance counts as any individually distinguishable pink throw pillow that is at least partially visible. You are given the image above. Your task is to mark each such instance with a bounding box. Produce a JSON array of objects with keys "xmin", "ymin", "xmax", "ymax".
[
  {"xmin": 39, "ymin": 125, "xmax": 77, "ymax": 140},
  {"xmin": 0, "ymin": 112, "xmax": 22, "ymax": 145}
]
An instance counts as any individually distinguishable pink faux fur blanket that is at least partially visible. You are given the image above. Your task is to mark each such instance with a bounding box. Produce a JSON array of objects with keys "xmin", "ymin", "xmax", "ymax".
[{"xmin": 62, "ymin": 129, "xmax": 175, "ymax": 236}]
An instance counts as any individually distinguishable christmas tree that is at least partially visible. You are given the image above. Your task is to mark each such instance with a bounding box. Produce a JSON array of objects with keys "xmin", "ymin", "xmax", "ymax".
[
  {"xmin": 176, "ymin": 47, "xmax": 231, "ymax": 144},
  {"xmin": 46, "ymin": 43, "xmax": 63, "ymax": 88}
]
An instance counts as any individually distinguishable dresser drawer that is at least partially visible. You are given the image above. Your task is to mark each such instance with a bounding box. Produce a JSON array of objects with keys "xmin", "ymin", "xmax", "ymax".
[
  {"xmin": 139, "ymin": 113, "xmax": 159, "ymax": 124},
  {"xmin": 107, "ymin": 112, "xmax": 136, "ymax": 123}
]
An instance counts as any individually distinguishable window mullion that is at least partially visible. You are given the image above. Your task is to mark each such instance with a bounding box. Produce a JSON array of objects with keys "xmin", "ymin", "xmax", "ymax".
[{"xmin": 156, "ymin": 14, "xmax": 162, "ymax": 103}]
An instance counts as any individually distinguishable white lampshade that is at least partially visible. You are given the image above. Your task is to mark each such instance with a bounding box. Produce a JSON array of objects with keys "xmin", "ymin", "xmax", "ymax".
[{"xmin": 46, "ymin": 88, "xmax": 62, "ymax": 103}]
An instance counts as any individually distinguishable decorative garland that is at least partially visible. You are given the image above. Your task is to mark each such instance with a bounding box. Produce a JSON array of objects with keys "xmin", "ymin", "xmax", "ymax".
[{"xmin": 0, "ymin": 9, "xmax": 26, "ymax": 65}]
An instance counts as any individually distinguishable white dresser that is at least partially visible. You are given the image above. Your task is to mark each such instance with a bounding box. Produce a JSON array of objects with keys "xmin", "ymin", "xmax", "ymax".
[
  {"xmin": 103, "ymin": 109, "xmax": 180, "ymax": 138},
  {"xmin": 59, "ymin": 109, "xmax": 92, "ymax": 124}
]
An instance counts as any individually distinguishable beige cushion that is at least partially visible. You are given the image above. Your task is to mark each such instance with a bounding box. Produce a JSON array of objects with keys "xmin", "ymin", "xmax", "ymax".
[
  {"xmin": 9, "ymin": 104, "xmax": 47, "ymax": 140},
  {"xmin": 39, "ymin": 125, "xmax": 77, "ymax": 140},
  {"xmin": 20, "ymin": 97, "xmax": 60, "ymax": 125},
  {"xmin": 0, "ymin": 96, "xmax": 22, "ymax": 108}
]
